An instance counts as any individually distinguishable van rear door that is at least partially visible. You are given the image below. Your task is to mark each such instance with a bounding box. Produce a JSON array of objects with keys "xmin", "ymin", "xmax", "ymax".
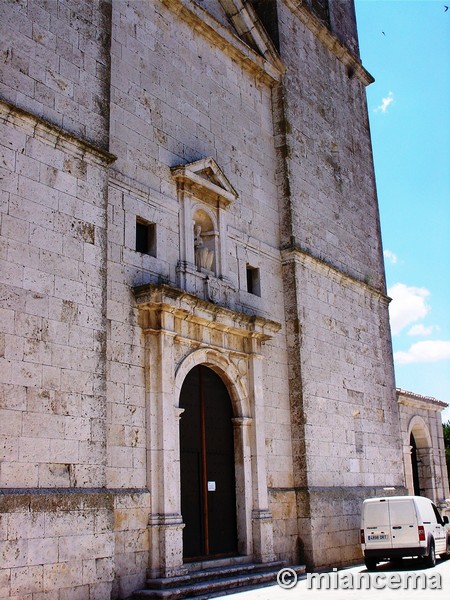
[
  {"xmin": 363, "ymin": 499, "xmax": 391, "ymax": 549},
  {"xmin": 388, "ymin": 498, "xmax": 418, "ymax": 549}
]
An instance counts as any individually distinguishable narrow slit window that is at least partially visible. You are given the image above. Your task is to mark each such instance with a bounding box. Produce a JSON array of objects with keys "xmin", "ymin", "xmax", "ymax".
[
  {"xmin": 246, "ymin": 265, "xmax": 260, "ymax": 296},
  {"xmin": 136, "ymin": 218, "xmax": 156, "ymax": 256}
]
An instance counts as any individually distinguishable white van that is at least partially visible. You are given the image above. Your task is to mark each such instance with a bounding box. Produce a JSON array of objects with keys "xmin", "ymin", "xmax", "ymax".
[{"xmin": 361, "ymin": 496, "xmax": 449, "ymax": 570}]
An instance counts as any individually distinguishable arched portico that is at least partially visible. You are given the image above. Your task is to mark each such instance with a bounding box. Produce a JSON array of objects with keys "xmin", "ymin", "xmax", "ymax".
[
  {"xmin": 405, "ymin": 415, "xmax": 434, "ymax": 499},
  {"xmin": 134, "ymin": 284, "xmax": 280, "ymax": 578}
]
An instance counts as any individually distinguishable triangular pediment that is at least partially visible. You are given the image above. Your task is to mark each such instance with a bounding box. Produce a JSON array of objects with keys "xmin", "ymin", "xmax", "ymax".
[
  {"xmin": 171, "ymin": 157, "xmax": 238, "ymax": 206},
  {"xmin": 192, "ymin": 0, "xmax": 235, "ymax": 30},
  {"xmin": 162, "ymin": 0, "xmax": 285, "ymax": 82},
  {"xmin": 218, "ymin": 0, "xmax": 284, "ymax": 71}
]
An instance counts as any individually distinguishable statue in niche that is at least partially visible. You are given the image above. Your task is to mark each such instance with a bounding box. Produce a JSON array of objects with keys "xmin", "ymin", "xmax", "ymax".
[{"xmin": 194, "ymin": 224, "xmax": 215, "ymax": 272}]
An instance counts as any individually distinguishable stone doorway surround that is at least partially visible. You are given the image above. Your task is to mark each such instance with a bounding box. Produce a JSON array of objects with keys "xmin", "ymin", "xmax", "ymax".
[{"xmin": 134, "ymin": 284, "xmax": 281, "ymax": 578}]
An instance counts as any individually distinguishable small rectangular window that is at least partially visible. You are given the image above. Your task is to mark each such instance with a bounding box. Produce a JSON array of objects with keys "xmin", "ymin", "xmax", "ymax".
[
  {"xmin": 246, "ymin": 265, "xmax": 260, "ymax": 296},
  {"xmin": 136, "ymin": 218, "xmax": 156, "ymax": 256}
]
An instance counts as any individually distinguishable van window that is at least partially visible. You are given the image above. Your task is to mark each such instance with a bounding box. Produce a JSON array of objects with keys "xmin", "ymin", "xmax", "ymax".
[
  {"xmin": 416, "ymin": 498, "xmax": 437, "ymax": 523},
  {"xmin": 389, "ymin": 500, "xmax": 416, "ymax": 525},
  {"xmin": 431, "ymin": 504, "xmax": 444, "ymax": 526}
]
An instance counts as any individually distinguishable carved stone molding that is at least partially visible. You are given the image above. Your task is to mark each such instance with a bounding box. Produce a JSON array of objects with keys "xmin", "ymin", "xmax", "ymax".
[
  {"xmin": 161, "ymin": 0, "xmax": 285, "ymax": 84},
  {"xmin": 171, "ymin": 157, "xmax": 238, "ymax": 208}
]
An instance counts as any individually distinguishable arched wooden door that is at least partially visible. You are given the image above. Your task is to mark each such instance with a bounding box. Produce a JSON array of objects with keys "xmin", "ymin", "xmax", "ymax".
[{"xmin": 180, "ymin": 365, "xmax": 238, "ymax": 560}]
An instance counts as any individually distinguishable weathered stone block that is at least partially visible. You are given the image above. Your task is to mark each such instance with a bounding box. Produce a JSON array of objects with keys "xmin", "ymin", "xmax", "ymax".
[{"xmin": 10, "ymin": 565, "xmax": 44, "ymax": 595}]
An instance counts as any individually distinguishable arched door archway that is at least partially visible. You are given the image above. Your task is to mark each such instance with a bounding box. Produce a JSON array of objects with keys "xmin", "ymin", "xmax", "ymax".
[
  {"xmin": 180, "ymin": 364, "xmax": 238, "ymax": 560},
  {"xmin": 410, "ymin": 432, "xmax": 421, "ymax": 495},
  {"xmin": 407, "ymin": 416, "xmax": 434, "ymax": 500}
]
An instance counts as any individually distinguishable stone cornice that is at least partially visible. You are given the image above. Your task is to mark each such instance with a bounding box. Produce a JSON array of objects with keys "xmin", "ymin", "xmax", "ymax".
[
  {"xmin": 283, "ymin": 0, "xmax": 374, "ymax": 86},
  {"xmin": 161, "ymin": 0, "xmax": 285, "ymax": 84},
  {"xmin": 281, "ymin": 244, "xmax": 390, "ymax": 304},
  {"xmin": 397, "ymin": 388, "xmax": 448, "ymax": 412},
  {"xmin": 0, "ymin": 98, "xmax": 116, "ymax": 165},
  {"xmin": 134, "ymin": 283, "xmax": 281, "ymax": 341}
]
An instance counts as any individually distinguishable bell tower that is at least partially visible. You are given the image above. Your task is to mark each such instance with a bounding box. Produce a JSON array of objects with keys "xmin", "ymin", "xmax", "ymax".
[{"xmin": 270, "ymin": 0, "xmax": 406, "ymax": 567}]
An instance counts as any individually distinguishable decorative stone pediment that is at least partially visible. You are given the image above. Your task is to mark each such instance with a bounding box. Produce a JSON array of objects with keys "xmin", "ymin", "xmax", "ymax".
[
  {"xmin": 134, "ymin": 283, "xmax": 281, "ymax": 349},
  {"xmin": 171, "ymin": 157, "xmax": 238, "ymax": 207},
  {"xmin": 161, "ymin": 0, "xmax": 285, "ymax": 84},
  {"xmin": 218, "ymin": 0, "xmax": 284, "ymax": 72}
]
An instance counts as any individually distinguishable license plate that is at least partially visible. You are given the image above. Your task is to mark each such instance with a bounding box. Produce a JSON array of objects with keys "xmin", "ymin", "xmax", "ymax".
[{"xmin": 368, "ymin": 534, "xmax": 389, "ymax": 541}]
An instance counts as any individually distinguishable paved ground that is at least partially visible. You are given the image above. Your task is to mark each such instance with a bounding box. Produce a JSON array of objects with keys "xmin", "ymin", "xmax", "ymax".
[{"xmin": 218, "ymin": 556, "xmax": 450, "ymax": 600}]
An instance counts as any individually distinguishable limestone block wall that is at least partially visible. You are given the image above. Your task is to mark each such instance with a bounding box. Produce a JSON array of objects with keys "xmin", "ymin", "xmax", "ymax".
[
  {"xmin": 0, "ymin": 101, "xmax": 111, "ymax": 489},
  {"xmin": 0, "ymin": 98, "xmax": 139, "ymax": 596},
  {"xmin": 112, "ymin": 492, "xmax": 151, "ymax": 599},
  {"xmin": 0, "ymin": 3, "xmax": 151, "ymax": 595},
  {"xmin": 328, "ymin": 0, "xmax": 360, "ymax": 56},
  {"xmin": 294, "ymin": 257, "xmax": 403, "ymax": 490},
  {"xmin": 281, "ymin": 250, "xmax": 406, "ymax": 567},
  {"xmin": 0, "ymin": 491, "xmax": 115, "ymax": 599},
  {"xmin": 0, "ymin": 0, "xmax": 111, "ymax": 148},
  {"xmin": 0, "ymin": 490, "xmax": 150, "ymax": 599},
  {"xmin": 107, "ymin": 0, "xmax": 295, "ymax": 507},
  {"xmin": 298, "ymin": 261, "xmax": 404, "ymax": 566},
  {"xmin": 105, "ymin": 0, "xmax": 300, "ymax": 566},
  {"xmin": 278, "ymin": 1, "xmax": 384, "ymax": 289},
  {"xmin": 109, "ymin": 0, "xmax": 281, "ymax": 257}
]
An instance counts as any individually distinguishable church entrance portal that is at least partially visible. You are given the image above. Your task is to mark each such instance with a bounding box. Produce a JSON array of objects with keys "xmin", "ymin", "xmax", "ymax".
[{"xmin": 180, "ymin": 365, "xmax": 238, "ymax": 560}]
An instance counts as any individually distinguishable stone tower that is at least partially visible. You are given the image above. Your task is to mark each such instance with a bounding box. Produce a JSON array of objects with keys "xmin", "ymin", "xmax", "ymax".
[
  {"xmin": 0, "ymin": 1, "xmax": 406, "ymax": 597},
  {"xmin": 264, "ymin": 0, "xmax": 407, "ymax": 567}
]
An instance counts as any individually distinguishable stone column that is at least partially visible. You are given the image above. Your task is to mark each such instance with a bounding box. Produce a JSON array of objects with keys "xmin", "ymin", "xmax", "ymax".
[
  {"xmin": 176, "ymin": 188, "xmax": 196, "ymax": 292},
  {"xmin": 417, "ymin": 447, "xmax": 435, "ymax": 502},
  {"xmin": 403, "ymin": 443, "xmax": 414, "ymax": 495},
  {"xmin": 247, "ymin": 338, "xmax": 276, "ymax": 563},
  {"xmin": 232, "ymin": 416, "xmax": 253, "ymax": 557},
  {"xmin": 146, "ymin": 318, "xmax": 187, "ymax": 578}
]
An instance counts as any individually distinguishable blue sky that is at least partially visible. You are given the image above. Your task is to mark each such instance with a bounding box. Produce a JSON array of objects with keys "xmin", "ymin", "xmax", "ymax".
[{"xmin": 354, "ymin": 0, "xmax": 450, "ymax": 421}]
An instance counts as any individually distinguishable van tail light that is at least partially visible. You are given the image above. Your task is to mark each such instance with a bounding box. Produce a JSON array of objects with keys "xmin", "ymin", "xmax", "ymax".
[
  {"xmin": 360, "ymin": 529, "xmax": 365, "ymax": 544},
  {"xmin": 418, "ymin": 525, "xmax": 425, "ymax": 541}
]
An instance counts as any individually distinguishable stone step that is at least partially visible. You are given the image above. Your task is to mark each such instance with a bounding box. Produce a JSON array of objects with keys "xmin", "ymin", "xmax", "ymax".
[
  {"xmin": 146, "ymin": 560, "xmax": 285, "ymax": 589},
  {"xmin": 132, "ymin": 562, "xmax": 306, "ymax": 599}
]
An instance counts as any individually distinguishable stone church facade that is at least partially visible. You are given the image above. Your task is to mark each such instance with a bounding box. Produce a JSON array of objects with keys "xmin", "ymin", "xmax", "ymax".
[{"xmin": 0, "ymin": 1, "xmax": 448, "ymax": 598}]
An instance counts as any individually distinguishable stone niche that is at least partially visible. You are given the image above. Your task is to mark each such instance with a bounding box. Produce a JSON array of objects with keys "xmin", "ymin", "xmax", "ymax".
[{"xmin": 171, "ymin": 157, "xmax": 238, "ymax": 307}]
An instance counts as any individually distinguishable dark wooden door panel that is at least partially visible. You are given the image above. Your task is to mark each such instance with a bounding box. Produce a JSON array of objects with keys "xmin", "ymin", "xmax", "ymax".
[{"xmin": 180, "ymin": 365, "xmax": 237, "ymax": 559}]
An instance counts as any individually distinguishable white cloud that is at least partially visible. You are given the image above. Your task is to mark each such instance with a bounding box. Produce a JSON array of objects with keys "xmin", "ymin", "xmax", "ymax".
[
  {"xmin": 383, "ymin": 249, "xmax": 398, "ymax": 264},
  {"xmin": 375, "ymin": 91, "xmax": 394, "ymax": 113},
  {"xmin": 408, "ymin": 324, "xmax": 434, "ymax": 336},
  {"xmin": 388, "ymin": 283, "xmax": 430, "ymax": 336},
  {"xmin": 394, "ymin": 341, "xmax": 450, "ymax": 365}
]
